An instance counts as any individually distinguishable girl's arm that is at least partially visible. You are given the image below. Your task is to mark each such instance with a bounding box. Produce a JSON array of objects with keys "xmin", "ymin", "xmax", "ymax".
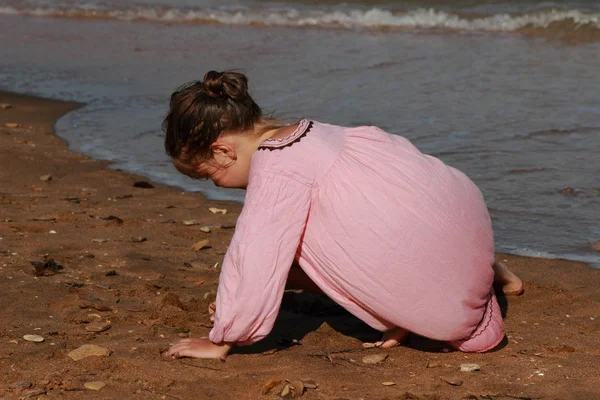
[
  {"xmin": 209, "ymin": 172, "xmax": 311, "ymax": 346},
  {"xmin": 166, "ymin": 172, "xmax": 311, "ymax": 358}
]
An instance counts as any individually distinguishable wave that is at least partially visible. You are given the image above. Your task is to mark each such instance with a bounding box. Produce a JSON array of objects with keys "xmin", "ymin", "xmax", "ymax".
[{"xmin": 1, "ymin": 4, "xmax": 600, "ymax": 35}]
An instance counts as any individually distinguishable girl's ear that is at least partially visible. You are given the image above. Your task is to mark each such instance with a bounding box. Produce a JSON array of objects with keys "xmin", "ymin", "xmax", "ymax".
[{"xmin": 210, "ymin": 142, "xmax": 237, "ymax": 168}]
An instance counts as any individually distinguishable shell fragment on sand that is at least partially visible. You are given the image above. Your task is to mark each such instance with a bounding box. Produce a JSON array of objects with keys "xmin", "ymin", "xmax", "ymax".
[
  {"xmin": 460, "ymin": 363, "xmax": 481, "ymax": 372},
  {"xmin": 191, "ymin": 239, "xmax": 210, "ymax": 251},
  {"xmin": 84, "ymin": 381, "xmax": 106, "ymax": 391},
  {"xmin": 209, "ymin": 207, "xmax": 227, "ymax": 214},
  {"xmin": 261, "ymin": 379, "xmax": 282, "ymax": 395},
  {"xmin": 67, "ymin": 344, "xmax": 111, "ymax": 361},
  {"xmin": 23, "ymin": 334, "xmax": 44, "ymax": 343},
  {"xmin": 362, "ymin": 353, "xmax": 388, "ymax": 364}
]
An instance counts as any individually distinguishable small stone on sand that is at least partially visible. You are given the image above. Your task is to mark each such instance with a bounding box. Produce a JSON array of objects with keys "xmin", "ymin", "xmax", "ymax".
[
  {"xmin": 4, "ymin": 122, "xmax": 20, "ymax": 128},
  {"xmin": 132, "ymin": 236, "xmax": 147, "ymax": 243},
  {"xmin": 23, "ymin": 334, "xmax": 44, "ymax": 342},
  {"xmin": 39, "ymin": 174, "xmax": 52, "ymax": 182},
  {"xmin": 183, "ymin": 219, "xmax": 199, "ymax": 226},
  {"xmin": 200, "ymin": 226, "xmax": 211, "ymax": 233},
  {"xmin": 67, "ymin": 344, "xmax": 111, "ymax": 361},
  {"xmin": 382, "ymin": 382, "xmax": 396, "ymax": 386},
  {"xmin": 84, "ymin": 381, "xmax": 106, "ymax": 391},
  {"xmin": 362, "ymin": 353, "xmax": 388, "ymax": 364},
  {"xmin": 85, "ymin": 322, "xmax": 111, "ymax": 333},
  {"xmin": 441, "ymin": 377, "xmax": 463, "ymax": 386},
  {"xmin": 460, "ymin": 363, "xmax": 481, "ymax": 372},
  {"xmin": 302, "ymin": 380, "xmax": 318, "ymax": 389},
  {"xmin": 0, "ymin": 103, "xmax": 12, "ymax": 109}
]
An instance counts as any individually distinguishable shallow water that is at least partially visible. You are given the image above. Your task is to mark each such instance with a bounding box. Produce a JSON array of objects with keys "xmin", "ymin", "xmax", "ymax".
[{"xmin": 0, "ymin": 0, "xmax": 599, "ymax": 267}]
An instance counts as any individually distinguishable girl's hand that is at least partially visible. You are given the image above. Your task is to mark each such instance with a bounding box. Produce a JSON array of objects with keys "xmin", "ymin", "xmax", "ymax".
[{"xmin": 165, "ymin": 337, "xmax": 232, "ymax": 359}]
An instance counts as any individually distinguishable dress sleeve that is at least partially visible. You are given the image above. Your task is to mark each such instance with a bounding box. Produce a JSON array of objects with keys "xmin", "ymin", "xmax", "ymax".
[{"xmin": 208, "ymin": 172, "xmax": 311, "ymax": 345}]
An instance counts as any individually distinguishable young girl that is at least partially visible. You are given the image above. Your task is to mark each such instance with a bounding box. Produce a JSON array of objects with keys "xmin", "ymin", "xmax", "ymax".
[{"xmin": 163, "ymin": 71, "xmax": 523, "ymax": 359}]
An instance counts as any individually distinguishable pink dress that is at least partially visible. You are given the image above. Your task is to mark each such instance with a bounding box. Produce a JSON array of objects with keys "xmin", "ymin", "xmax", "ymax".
[{"xmin": 209, "ymin": 119, "xmax": 504, "ymax": 352}]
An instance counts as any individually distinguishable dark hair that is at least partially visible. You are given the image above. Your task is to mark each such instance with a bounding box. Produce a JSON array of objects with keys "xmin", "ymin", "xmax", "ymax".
[{"xmin": 162, "ymin": 70, "xmax": 262, "ymax": 166}]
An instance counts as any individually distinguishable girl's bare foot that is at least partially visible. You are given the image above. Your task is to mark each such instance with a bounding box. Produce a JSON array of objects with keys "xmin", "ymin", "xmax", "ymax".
[
  {"xmin": 363, "ymin": 327, "xmax": 410, "ymax": 349},
  {"xmin": 493, "ymin": 261, "xmax": 524, "ymax": 295},
  {"xmin": 165, "ymin": 337, "xmax": 232, "ymax": 359}
]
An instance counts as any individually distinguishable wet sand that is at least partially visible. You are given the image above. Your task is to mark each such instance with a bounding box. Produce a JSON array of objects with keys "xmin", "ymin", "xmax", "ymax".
[{"xmin": 1, "ymin": 92, "xmax": 599, "ymax": 400}]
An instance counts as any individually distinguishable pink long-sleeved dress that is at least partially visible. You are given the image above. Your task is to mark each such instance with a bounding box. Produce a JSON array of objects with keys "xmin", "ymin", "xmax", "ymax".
[{"xmin": 209, "ymin": 119, "xmax": 504, "ymax": 352}]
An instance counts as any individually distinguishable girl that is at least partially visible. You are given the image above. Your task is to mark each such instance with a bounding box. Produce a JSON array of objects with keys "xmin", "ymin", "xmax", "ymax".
[{"xmin": 163, "ymin": 71, "xmax": 523, "ymax": 359}]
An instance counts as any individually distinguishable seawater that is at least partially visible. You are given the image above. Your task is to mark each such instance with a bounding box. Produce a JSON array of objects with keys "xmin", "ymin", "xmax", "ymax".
[{"xmin": 0, "ymin": 0, "xmax": 599, "ymax": 267}]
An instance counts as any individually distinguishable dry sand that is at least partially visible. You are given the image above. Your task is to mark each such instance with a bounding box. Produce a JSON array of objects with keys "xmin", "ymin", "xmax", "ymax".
[{"xmin": 0, "ymin": 92, "xmax": 599, "ymax": 400}]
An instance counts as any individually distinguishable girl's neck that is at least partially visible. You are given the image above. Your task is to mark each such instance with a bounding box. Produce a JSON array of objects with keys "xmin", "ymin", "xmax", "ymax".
[{"xmin": 255, "ymin": 118, "xmax": 299, "ymax": 142}]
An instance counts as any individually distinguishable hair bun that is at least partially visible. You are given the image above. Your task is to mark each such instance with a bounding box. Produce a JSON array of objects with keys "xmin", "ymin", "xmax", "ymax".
[{"xmin": 203, "ymin": 70, "xmax": 249, "ymax": 100}]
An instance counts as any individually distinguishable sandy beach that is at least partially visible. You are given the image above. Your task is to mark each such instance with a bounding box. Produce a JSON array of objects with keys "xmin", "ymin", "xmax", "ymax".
[{"xmin": 1, "ymin": 92, "xmax": 599, "ymax": 400}]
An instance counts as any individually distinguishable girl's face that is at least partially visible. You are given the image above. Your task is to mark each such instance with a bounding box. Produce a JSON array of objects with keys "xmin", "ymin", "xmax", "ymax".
[
  {"xmin": 194, "ymin": 157, "xmax": 251, "ymax": 189},
  {"xmin": 174, "ymin": 133, "xmax": 255, "ymax": 190}
]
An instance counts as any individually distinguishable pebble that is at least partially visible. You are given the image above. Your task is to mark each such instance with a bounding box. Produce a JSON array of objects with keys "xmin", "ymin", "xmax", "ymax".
[
  {"xmin": 209, "ymin": 207, "xmax": 227, "ymax": 214},
  {"xmin": 381, "ymin": 382, "xmax": 396, "ymax": 386},
  {"xmin": 23, "ymin": 334, "xmax": 44, "ymax": 343},
  {"xmin": 84, "ymin": 381, "xmax": 106, "ymax": 391},
  {"xmin": 39, "ymin": 174, "xmax": 52, "ymax": 182},
  {"xmin": 0, "ymin": 103, "xmax": 12, "ymax": 109},
  {"xmin": 183, "ymin": 219, "xmax": 199, "ymax": 226},
  {"xmin": 440, "ymin": 377, "xmax": 463, "ymax": 386},
  {"xmin": 49, "ymin": 230, "xmax": 57, "ymax": 234},
  {"xmin": 362, "ymin": 353, "xmax": 388, "ymax": 364},
  {"xmin": 67, "ymin": 344, "xmax": 111, "ymax": 361},
  {"xmin": 200, "ymin": 226, "xmax": 212, "ymax": 233},
  {"xmin": 426, "ymin": 360, "xmax": 441, "ymax": 368},
  {"xmin": 460, "ymin": 363, "xmax": 481, "ymax": 372},
  {"xmin": 4, "ymin": 122, "xmax": 20, "ymax": 128},
  {"xmin": 132, "ymin": 236, "xmax": 147, "ymax": 243},
  {"xmin": 85, "ymin": 322, "xmax": 111, "ymax": 333}
]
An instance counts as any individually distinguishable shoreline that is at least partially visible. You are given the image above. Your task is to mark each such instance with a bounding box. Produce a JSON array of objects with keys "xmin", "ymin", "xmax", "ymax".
[{"xmin": 1, "ymin": 90, "xmax": 600, "ymax": 399}]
